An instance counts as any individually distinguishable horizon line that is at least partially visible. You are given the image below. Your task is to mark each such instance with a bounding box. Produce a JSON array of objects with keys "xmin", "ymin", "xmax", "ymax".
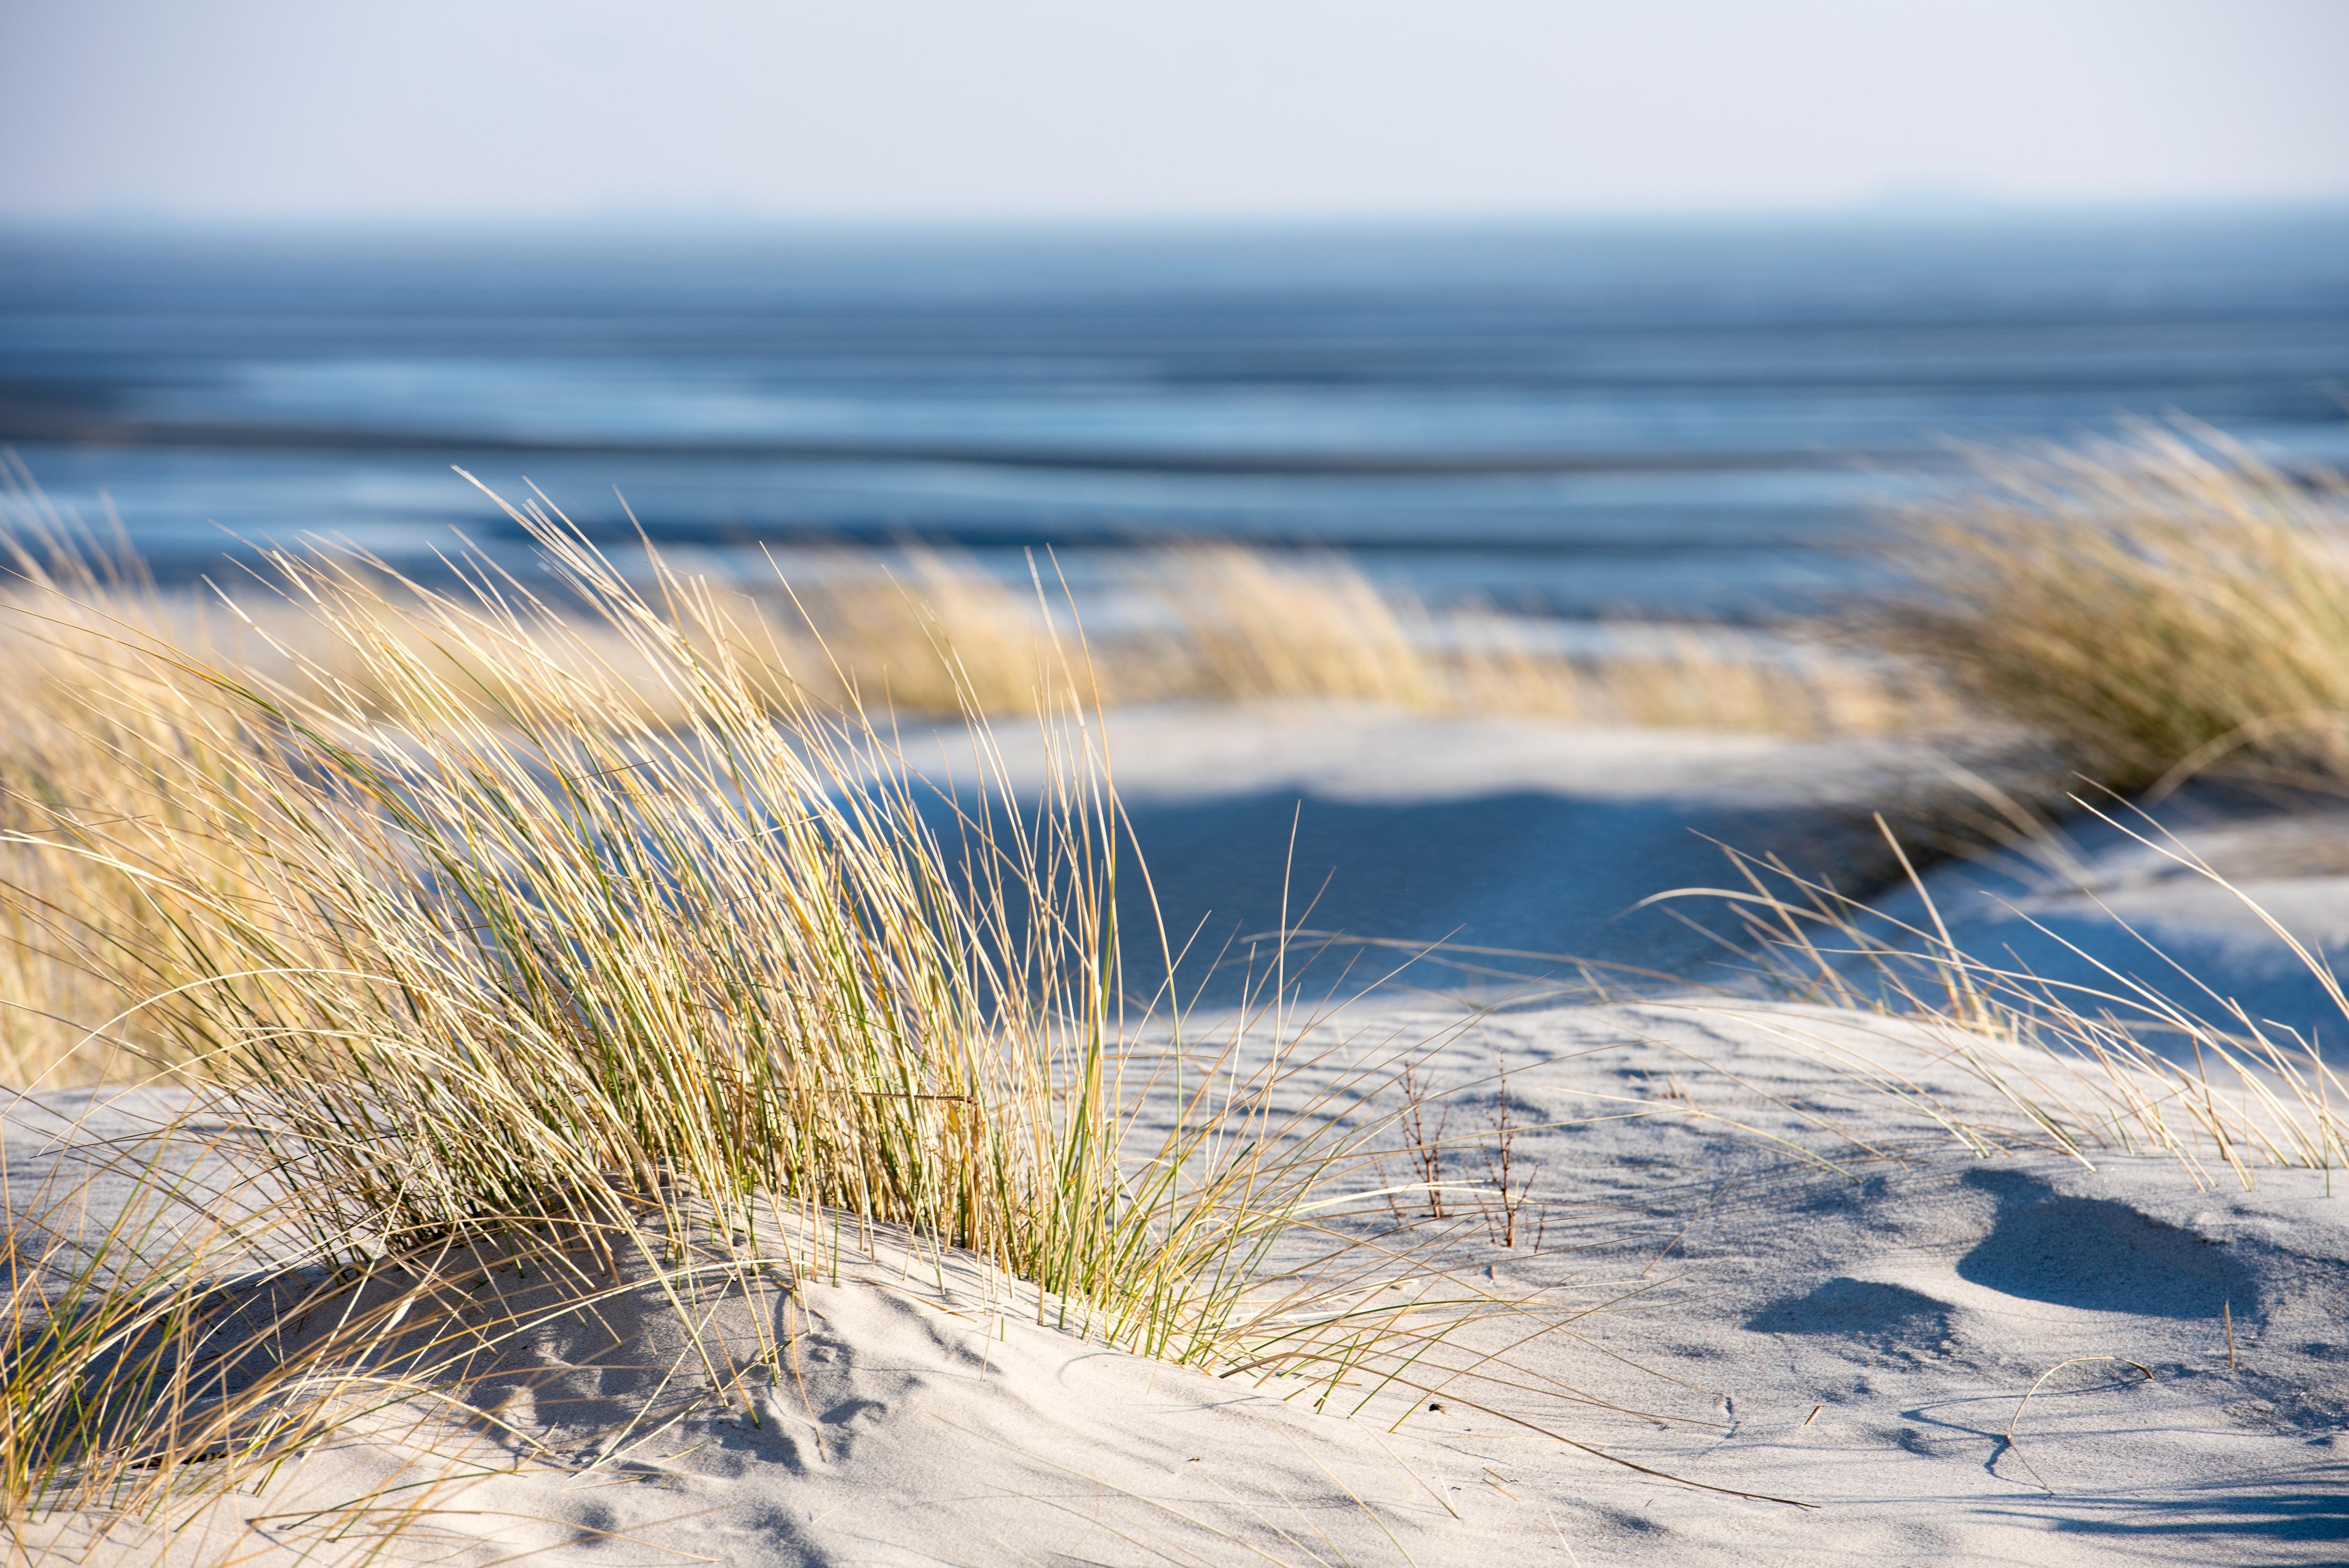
[{"xmin": 9, "ymin": 194, "xmax": 2349, "ymax": 239}]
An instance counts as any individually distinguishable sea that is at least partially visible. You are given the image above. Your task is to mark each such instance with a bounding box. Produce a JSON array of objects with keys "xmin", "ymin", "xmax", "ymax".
[{"xmin": 3, "ymin": 210, "xmax": 2347, "ymax": 621}]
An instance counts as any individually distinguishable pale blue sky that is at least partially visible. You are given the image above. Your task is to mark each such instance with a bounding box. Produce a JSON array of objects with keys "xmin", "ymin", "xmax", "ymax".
[{"xmin": 5, "ymin": 0, "xmax": 2346, "ymax": 223}]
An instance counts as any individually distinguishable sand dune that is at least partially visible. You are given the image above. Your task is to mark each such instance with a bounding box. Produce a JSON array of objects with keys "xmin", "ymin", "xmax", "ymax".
[
  {"xmin": 12, "ymin": 712, "xmax": 2348, "ymax": 1565},
  {"xmin": 15, "ymin": 994, "xmax": 2348, "ymax": 1565}
]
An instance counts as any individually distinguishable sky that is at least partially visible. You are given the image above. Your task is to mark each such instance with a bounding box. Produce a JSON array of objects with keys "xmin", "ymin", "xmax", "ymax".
[{"xmin": 4, "ymin": 0, "xmax": 2347, "ymax": 225}]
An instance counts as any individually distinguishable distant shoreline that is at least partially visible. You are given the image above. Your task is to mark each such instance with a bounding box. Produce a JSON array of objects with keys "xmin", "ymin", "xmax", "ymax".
[{"xmin": 0, "ymin": 406, "xmax": 1934, "ymax": 478}]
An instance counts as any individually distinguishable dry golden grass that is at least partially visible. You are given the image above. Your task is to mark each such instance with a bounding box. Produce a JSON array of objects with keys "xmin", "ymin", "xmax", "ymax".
[
  {"xmin": 1657, "ymin": 814, "xmax": 2349, "ymax": 1190},
  {"xmin": 1153, "ymin": 547, "xmax": 1445, "ymax": 708},
  {"xmin": 0, "ymin": 483, "xmax": 1588, "ymax": 1552},
  {"xmin": 5, "ymin": 510, "xmax": 1308, "ymax": 1355},
  {"xmin": 0, "ymin": 552, "xmax": 319, "ymax": 1088},
  {"xmin": 1442, "ymin": 604, "xmax": 1954, "ymax": 735},
  {"xmin": 1141, "ymin": 546, "xmax": 1949, "ymax": 733},
  {"xmin": 0, "ymin": 472, "xmax": 1955, "ymax": 1092},
  {"xmin": 154, "ymin": 543, "xmax": 1937, "ymax": 739},
  {"xmin": 1886, "ymin": 426, "xmax": 2349, "ymax": 793}
]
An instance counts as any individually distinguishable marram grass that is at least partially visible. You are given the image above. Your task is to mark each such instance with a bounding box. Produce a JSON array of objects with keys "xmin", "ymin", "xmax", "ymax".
[
  {"xmin": 0, "ymin": 483, "xmax": 1591, "ymax": 1562},
  {"xmin": 1887, "ymin": 425, "xmax": 2349, "ymax": 794},
  {"xmin": 0, "ymin": 483, "xmax": 1401, "ymax": 1359}
]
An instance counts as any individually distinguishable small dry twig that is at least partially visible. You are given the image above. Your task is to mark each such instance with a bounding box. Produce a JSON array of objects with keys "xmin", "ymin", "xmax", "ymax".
[{"xmin": 2001, "ymin": 1354, "xmax": 2155, "ymax": 1493}]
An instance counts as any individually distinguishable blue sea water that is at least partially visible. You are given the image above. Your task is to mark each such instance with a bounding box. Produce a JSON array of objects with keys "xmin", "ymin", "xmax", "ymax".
[{"xmin": 3, "ymin": 211, "xmax": 2346, "ymax": 618}]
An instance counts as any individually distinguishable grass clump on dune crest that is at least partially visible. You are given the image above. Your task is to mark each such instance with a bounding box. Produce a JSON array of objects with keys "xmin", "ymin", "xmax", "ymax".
[
  {"xmin": 0, "ymin": 482, "xmax": 1599, "ymax": 1552},
  {"xmin": 0, "ymin": 481, "xmax": 1529, "ymax": 1385},
  {"xmin": 0, "ymin": 501, "xmax": 322, "ymax": 1088},
  {"xmin": 1888, "ymin": 427, "xmax": 2349, "ymax": 794},
  {"xmin": 0, "ymin": 452, "xmax": 1941, "ymax": 746},
  {"xmin": 1156, "ymin": 544, "xmax": 1943, "ymax": 734},
  {"xmin": 295, "ymin": 541, "xmax": 1947, "ymax": 737},
  {"xmin": 1155, "ymin": 546, "xmax": 1445, "ymax": 708}
]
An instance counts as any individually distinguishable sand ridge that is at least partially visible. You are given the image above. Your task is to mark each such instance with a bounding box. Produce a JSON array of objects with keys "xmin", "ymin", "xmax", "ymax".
[{"xmin": 15, "ymin": 994, "xmax": 2349, "ymax": 1565}]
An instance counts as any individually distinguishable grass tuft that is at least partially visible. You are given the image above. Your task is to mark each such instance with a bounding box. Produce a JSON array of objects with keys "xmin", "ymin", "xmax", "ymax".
[
  {"xmin": 0, "ymin": 478, "xmax": 1595, "ymax": 1559},
  {"xmin": 1885, "ymin": 425, "xmax": 2349, "ymax": 794},
  {"xmin": 1655, "ymin": 809, "xmax": 2349, "ymax": 1190}
]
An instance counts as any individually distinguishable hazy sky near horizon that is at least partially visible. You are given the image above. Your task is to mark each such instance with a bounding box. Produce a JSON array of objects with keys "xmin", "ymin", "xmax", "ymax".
[{"xmin": 5, "ymin": 0, "xmax": 2347, "ymax": 224}]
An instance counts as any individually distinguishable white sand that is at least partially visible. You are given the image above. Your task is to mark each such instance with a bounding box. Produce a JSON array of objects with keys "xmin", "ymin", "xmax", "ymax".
[
  {"xmin": 16, "ymin": 714, "xmax": 2348, "ymax": 1565},
  {"xmin": 20, "ymin": 997, "xmax": 2347, "ymax": 1565}
]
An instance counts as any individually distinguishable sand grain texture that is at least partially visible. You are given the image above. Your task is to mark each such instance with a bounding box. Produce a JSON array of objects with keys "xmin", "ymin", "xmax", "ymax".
[{"xmin": 15, "ymin": 998, "xmax": 2349, "ymax": 1566}]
